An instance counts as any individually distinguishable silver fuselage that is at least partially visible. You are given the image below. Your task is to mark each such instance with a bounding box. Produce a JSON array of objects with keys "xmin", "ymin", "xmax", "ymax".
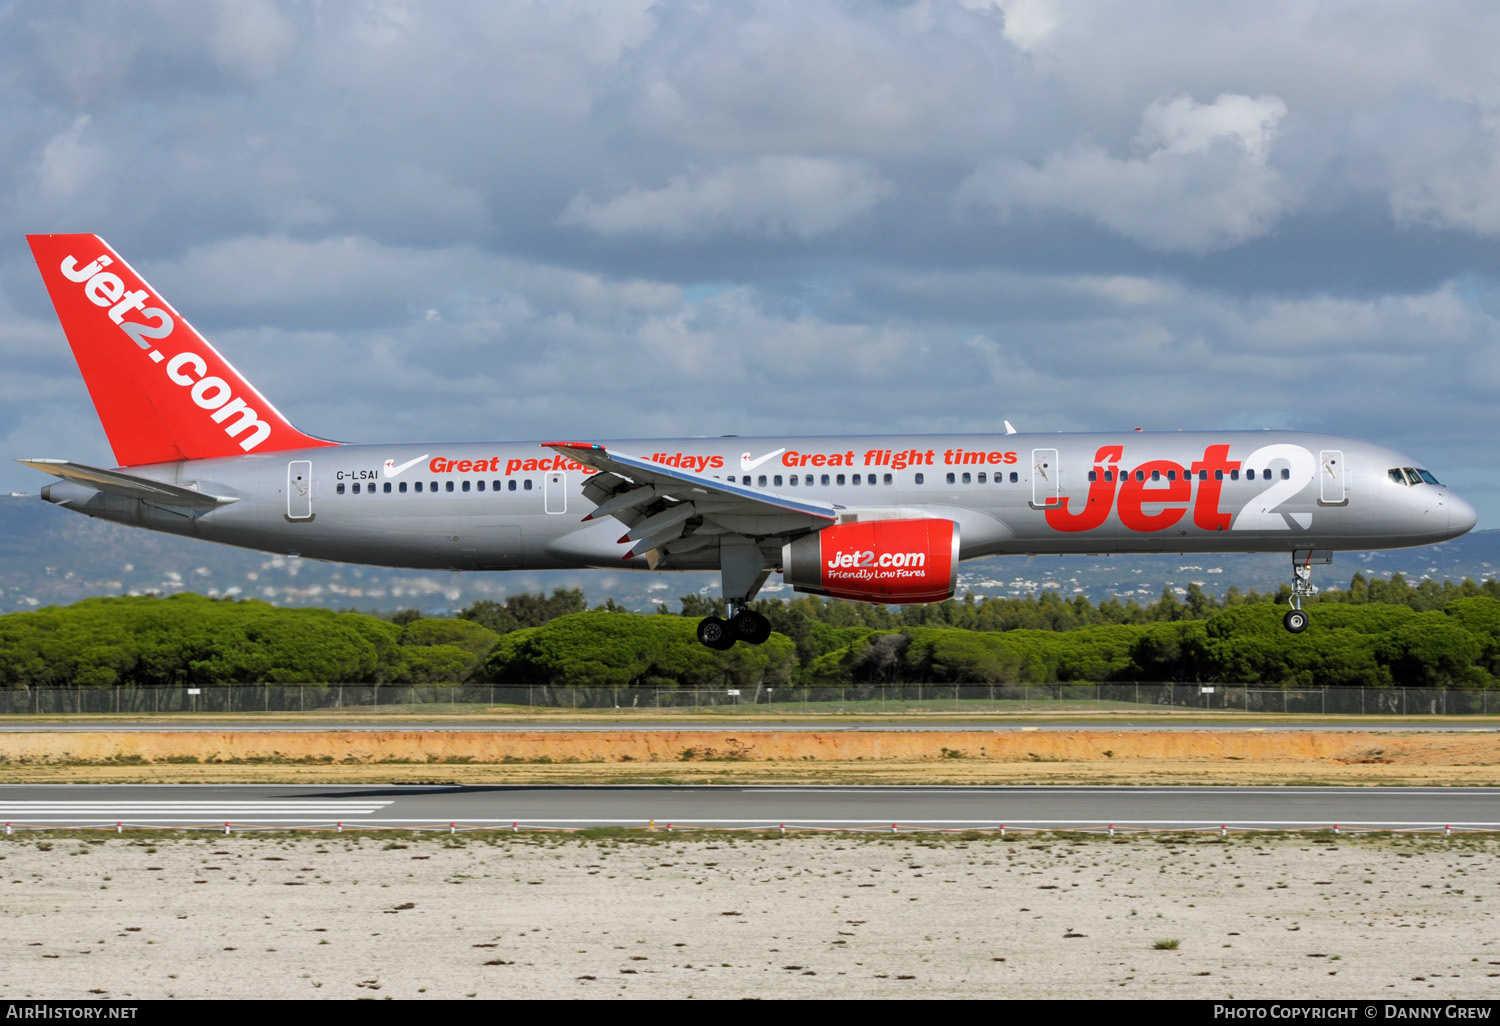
[{"xmin": 39, "ymin": 431, "xmax": 1477, "ymax": 575}]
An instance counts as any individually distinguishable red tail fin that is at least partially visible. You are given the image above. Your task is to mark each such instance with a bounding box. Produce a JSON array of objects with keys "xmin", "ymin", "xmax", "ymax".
[{"xmin": 27, "ymin": 233, "xmax": 336, "ymax": 466}]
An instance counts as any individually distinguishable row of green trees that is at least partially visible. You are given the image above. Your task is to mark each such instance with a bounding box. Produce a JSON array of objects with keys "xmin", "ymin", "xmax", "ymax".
[
  {"xmin": 1, "ymin": 581, "xmax": 1497, "ymax": 689},
  {"xmin": 0, "ymin": 594, "xmax": 499, "ymax": 689}
]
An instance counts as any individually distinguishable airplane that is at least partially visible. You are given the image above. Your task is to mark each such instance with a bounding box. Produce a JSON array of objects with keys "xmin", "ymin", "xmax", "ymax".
[{"xmin": 18, "ymin": 233, "xmax": 1479, "ymax": 648}]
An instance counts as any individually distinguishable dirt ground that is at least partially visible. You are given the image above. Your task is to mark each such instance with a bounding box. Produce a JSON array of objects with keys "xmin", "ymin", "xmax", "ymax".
[
  {"xmin": 0, "ymin": 832, "xmax": 1495, "ymax": 1000},
  {"xmin": 1, "ymin": 729, "xmax": 1497, "ymax": 786}
]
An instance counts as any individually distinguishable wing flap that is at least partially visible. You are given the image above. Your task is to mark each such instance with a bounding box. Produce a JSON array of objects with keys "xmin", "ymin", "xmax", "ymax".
[
  {"xmin": 543, "ymin": 441, "xmax": 837, "ymax": 567},
  {"xmin": 544, "ymin": 442, "xmax": 838, "ymax": 524}
]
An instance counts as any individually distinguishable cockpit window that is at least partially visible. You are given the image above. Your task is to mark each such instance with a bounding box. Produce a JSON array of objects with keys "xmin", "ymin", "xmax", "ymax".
[
  {"xmin": 1388, "ymin": 468, "xmax": 1406, "ymax": 485},
  {"xmin": 1404, "ymin": 468, "xmax": 1423, "ymax": 486},
  {"xmin": 1417, "ymin": 469, "xmax": 1441, "ymax": 485}
]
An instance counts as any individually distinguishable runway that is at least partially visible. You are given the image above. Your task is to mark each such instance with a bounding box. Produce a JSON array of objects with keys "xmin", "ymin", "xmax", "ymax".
[{"xmin": 0, "ymin": 784, "xmax": 1495, "ymax": 831}]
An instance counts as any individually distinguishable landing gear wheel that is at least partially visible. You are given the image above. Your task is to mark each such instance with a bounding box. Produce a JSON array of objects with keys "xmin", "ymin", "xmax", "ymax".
[
  {"xmin": 1283, "ymin": 609, "xmax": 1309, "ymax": 634},
  {"xmin": 730, "ymin": 610, "xmax": 772, "ymax": 645},
  {"xmin": 696, "ymin": 616, "xmax": 736, "ymax": 650}
]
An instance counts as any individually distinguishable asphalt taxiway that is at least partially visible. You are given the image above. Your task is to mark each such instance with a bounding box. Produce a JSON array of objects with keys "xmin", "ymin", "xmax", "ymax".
[{"xmin": 0, "ymin": 784, "xmax": 1494, "ymax": 831}]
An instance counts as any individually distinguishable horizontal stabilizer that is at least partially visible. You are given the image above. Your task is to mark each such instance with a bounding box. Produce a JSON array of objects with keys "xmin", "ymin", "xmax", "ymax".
[{"xmin": 16, "ymin": 459, "xmax": 237, "ymax": 510}]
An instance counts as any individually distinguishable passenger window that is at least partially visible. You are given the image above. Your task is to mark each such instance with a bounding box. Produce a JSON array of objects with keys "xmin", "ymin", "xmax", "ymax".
[
  {"xmin": 414, "ymin": 481, "xmax": 422, "ymax": 493},
  {"xmin": 851, "ymin": 474, "xmax": 860, "ymax": 486},
  {"xmin": 1009, "ymin": 471, "xmax": 1018, "ymax": 483},
  {"xmin": 508, "ymin": 480, "xmax": 517, "ymax": 491},
  {"xmin": 524, "ymin": 479, "xmax": 533, "ymax": 491},
  {"xmin": 1134, "ymin": 470, "xmax": 1144, "ymax": 482},
  {"xmin": 1230, "ymin": 470, "xmax": 1239, "ymax": 481},
  {"xmin": 821, "ymin": 474, "xmax": 830, "ymax": 486},
  {"xmin": 1151, "ymin": 470, "xmax": 1160, "ymax": 482},
  {"xmin": 1088, "ymin": 470, "xmax": 1097, "ymax": 482},
  {"xmin": 1104, "ymin": 470, "xmax": 1113, "ymax": 482},
  {"xmin": 383, "ymin": 482, "xmax": 392, "ymax": 493},
  {"xmin": 352, "ymin": 482, "xmax": 360, "ymax": 494},
  {"xmin": 789, "ymin": 475, "xmax": 798, "ymax": 486},
  {"xmin": 493, "ymin": 480, "xmax": 501, "ymax": 491},
  {"xmin": 429, "ymin": 481, "xmax": 437, "ymax": 492},
  {"xmin": 977, "ymin": 472, "xmax": 987, "ymax": 484},
  {"xmin": 961, "ymin": 472, "xmax": 971, "ymax": 484},
  {"xmin": 884, "ymin": 473, "xmax": 893, "ymax": 485},
  {"xmin": 836, "ymin": 474, "xmax": 846, "ymax": 485},
  {"xmin": 758, "ymin": 475, "xmax": 767, "ymax": 487},
  {"xmin": 946, "ymin": 473, "xmax": 956, "ymax": 484},
  {"xmin": 446, "ymin": 481, "xmax": 455, "ymax": 492},
  {"xmin": 336, "ymin": 483, "xmax": 346, "ymax": 495},
  {"xmin": 462, "ymin": 480, "xmax": 471, "ymax": 492},
  {"xmin": 774, "ymin": 475, "xmax": 783, "ymax": 486},
  {"xmin": 1246, "ymin": 469, "xmax": 1256, "ymax": 481},
  {"xmin": 915, "ymin": 473, "xmax": 924, "ymax": 485},
  {"xmin": 1167, "ymin": 470, "xmax": 1176, "ymax": 481},
  {"xmin": 1198, "ymin": 470, "xmax": 1208, "ymax": 481},
  {"xmin": 1214, "ymin": 470, "xmax": 1223, "ymax": 481},
  {"xmin": 399, "ymin": 482, "xmax": 407, "ymax": 493},
  {"xmin": 1281, "ymin": 468, "xmax": 1290, "ymax": 480},
  {"xmin": 477, "ymin": 480, "xmax": 485, "ymax": 492}
]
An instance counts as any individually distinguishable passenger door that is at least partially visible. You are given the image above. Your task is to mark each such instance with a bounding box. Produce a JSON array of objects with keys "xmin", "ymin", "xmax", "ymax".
[
  {"xmin": 1031, "ymin": 448, "xmax": 1059, "ymax": 509},
  {"xmin": 1318, "ymin": 450, "xmax": 1347, "ymax": 505},
  {"xmin": 544, "ymin": 471, "xmax": 567, "ymax": 514},
  {"xmin": 286, "ymin": 460, "xmax": 313, "ymax": 520}
]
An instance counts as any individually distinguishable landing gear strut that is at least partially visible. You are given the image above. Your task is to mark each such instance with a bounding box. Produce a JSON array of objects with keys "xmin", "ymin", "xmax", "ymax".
[{"xmin": 1282, "ymin": 549, "xmax": 1330, "ymax": 634}]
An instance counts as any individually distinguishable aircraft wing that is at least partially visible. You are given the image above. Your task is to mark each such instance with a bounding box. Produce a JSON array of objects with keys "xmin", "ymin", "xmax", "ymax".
[
  {"xmin": 17, "ymin": 459, "xmax": 238, "ymax": 511},
  {"xmin": 542, "ymin": 441, "xmax": 837, "ymax": 564}
]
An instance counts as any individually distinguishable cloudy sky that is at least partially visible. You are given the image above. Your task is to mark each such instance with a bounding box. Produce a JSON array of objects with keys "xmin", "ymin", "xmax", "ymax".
[{"xmin": 2, "ymin": 0, "xmax": 1498, "ymax": 524}]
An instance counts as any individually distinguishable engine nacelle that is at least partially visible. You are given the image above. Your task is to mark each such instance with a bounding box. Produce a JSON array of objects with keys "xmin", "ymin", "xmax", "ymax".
[{"xmin": 781, "ymin": 518, "xmax": 960, "ymax": 604}]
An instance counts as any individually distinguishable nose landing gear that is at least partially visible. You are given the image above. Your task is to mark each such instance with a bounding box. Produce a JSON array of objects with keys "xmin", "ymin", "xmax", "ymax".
[{"xmin": 1282, "ymin": 549, "xmax": 1331, "ymax": 634}]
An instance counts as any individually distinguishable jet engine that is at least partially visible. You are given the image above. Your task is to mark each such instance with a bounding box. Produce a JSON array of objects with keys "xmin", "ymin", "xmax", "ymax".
[{"xmin": 781, "ymin": 518, "xmax": 959, "ymax": 604}]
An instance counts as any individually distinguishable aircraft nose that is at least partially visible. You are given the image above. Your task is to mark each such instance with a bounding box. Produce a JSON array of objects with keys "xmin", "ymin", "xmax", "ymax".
[{"xmin": 1448, "ymin": 493, "xmax": 1478, "ymax": 536}]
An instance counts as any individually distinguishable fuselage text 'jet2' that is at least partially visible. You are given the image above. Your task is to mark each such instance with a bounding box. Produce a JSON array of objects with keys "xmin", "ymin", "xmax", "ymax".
[{"xmin": 20, "ymin": 234, "xmax": 1477, "ymax": 647}]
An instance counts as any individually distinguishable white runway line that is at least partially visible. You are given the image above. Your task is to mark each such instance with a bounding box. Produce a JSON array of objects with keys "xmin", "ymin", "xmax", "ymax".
[{"xmin": 0, "ymin": 801, "xmax": 390, "ymax": 817}]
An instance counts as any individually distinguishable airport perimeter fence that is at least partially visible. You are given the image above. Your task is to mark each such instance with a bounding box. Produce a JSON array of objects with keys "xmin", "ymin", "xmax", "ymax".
[{"xmin": 0, "ymin": 682, "xmax": 1496, "ymax": 716}]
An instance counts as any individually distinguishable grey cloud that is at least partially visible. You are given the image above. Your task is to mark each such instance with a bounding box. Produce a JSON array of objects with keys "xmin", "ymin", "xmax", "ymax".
[
  {"xmin": 960, "ymin": 94, "xmax": 1293, "ymax": 252},
  {"xmin": 560, "ymin": 157, "xmax": 893, "ymax": 239}
]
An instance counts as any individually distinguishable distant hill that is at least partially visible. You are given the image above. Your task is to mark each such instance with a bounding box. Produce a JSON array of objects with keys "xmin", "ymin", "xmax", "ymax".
[{"xmin": 2, "ymin": 494, "xmax": 1494, "ymax": 615}]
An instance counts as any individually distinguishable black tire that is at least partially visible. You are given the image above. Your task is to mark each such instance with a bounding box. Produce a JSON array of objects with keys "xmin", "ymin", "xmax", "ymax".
[
  {"xmin": 731, "ymin": 610, "xmax": 772, "ymax": 645},
  {"xmin": 1283, "ymin": 609, "xmax": 1309, "ymax": 634},
  {"xmin": 697, "ymin": 616, "xmax": 736, "ymax": 649}
]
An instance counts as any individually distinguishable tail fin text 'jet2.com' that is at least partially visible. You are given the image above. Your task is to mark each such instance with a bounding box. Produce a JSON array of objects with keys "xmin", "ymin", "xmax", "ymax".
[{"xmin": 20, "ymin": 234, "xmax": 1477, "ymax": 647}]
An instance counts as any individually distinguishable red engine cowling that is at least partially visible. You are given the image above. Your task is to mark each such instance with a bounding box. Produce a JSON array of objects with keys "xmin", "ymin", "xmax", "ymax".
[{"xmin": 781, "ymin": 518, "xmax": 960, "ymax": 604}]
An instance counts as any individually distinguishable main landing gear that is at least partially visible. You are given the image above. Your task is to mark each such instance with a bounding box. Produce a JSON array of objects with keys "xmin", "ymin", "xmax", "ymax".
[
  {"xmin": 696, "ymin": 537, "xmax": 774, "ymax": 648},
  {"xmin": 696, "ymin": 607, "xmax": 772, "ymax": 650},
  {"xmin": 1282, "ymin": 549, "xmax": 1331, "ymax": 634}
]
